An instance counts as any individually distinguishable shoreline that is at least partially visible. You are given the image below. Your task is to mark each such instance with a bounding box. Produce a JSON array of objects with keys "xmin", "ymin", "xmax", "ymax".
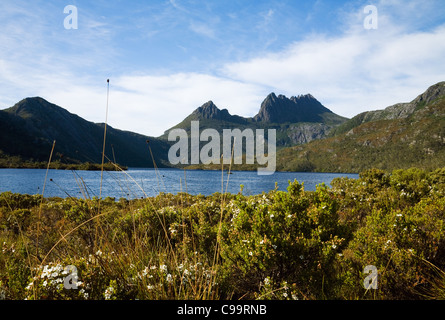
[{"xmin": 0, "ymin": 161, "xmax": 128, "ymax": 171}]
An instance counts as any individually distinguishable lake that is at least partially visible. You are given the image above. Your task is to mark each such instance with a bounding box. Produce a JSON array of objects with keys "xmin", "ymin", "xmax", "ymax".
[{"xmin": 0, "ymin": 168, "xmax": 358, "ymax": 199}]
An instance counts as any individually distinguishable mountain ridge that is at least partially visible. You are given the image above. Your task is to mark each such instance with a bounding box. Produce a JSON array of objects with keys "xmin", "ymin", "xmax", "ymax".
[
  {"xmin": 161, "ymin": 92, "xmax": 348, "ymax": 147},
  {"xmin": 278, "ymin": 81, "xmax": 445, "ymax": 172},
  {"xmin": 0, "ymin": 97, "xmax": 170, "ymax": 168},
  {"xmin": 1, "ymin": 82, "xmax": 443, "ymax": 173},
  {"xmin": 331, "ymin": 81, "xmax": 445, "ymax": 137}
]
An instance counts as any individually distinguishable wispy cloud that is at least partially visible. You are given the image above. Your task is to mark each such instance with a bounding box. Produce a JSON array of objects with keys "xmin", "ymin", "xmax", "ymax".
[
  {"xmin": 222, "ymin": 1, "xmax": 445, "ymax": 116},
  {"xmin": 168, "ymin": 0, "xmax": 189, "ymax": 13},
  {"xmin": 261, "ymin": 9, "xmax": 275, "ymax": 24},
  {"xmin": 0, "ymin": 0, "xmax": 444, "ymax": 137},
  {"xmin": 189, "ymin": 21, "xmax": 216, "ymax": 38},
  {"xmin": 40, "ymin": 73, "xmax": 265, "ymax": 137}
]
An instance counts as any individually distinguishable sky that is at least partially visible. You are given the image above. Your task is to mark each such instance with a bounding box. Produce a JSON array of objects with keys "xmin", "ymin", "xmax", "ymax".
[{"xmin": 0, "ymin": 0, "xmax": 444, "ymax": 137}]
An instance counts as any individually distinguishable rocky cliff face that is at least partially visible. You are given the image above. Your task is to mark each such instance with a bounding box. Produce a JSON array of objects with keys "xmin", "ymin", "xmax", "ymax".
[
  {"xmin": 253, "ymin": 93, "xmax": 333, "ymax": 123},
  {"xmin": 286, "ymin": 123, "xmax": 331, "ymax": 145}
]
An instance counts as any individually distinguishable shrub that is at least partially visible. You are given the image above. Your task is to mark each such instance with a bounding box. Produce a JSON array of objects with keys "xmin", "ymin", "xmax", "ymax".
[
  {"xmin": 219, "ymin": 180, "xmax": 351, "ymax": 299},
  {"xmin": 1, "ymin": 167, "xmax": 444, "ymax": 300}
]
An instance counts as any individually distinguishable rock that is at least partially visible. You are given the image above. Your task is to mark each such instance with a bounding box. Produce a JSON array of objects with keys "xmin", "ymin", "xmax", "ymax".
[{"xmin": 253, "ymin": 93, "xmax": 336, "ymax": 124}]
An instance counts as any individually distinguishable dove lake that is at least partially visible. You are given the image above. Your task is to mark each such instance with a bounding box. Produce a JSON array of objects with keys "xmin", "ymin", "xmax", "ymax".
[{"xmin": 0, "ymin": 168, "xmax": 358, "ymax": 199}]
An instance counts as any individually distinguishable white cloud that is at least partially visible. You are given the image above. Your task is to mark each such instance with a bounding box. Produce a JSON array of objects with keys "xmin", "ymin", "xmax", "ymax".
[
  {"xmin": 98, "ymin": 73, "xmax": 264, "ymax": 136},
  {"xmin": 11, "ymin": 72, "xmax": 265, "ymax": 137},
  {"xmin": 221, "ymin": 22, "xmax": 445, "ymax": 117}
]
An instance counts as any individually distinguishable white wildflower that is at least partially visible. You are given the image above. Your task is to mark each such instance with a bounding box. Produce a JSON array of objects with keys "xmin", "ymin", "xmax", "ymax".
[
  {"xmin": 80, "ymin": 289, "xmax": 89, "ymax": 299},
  {"xmin": 104, "ymin": 286, "xmax": 115, "ymax": 300},
  {"xmin": 141, "ymin": 267, "xmax": 149, "ymax": 277}
]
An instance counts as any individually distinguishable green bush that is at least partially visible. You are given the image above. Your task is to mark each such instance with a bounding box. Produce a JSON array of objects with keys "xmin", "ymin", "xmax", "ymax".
[
  {"xmin": 219, "ymin": 181, "xmax": 351, "ymax": 299},
  {"xmin": 0, "ymin": 167, "xmax": 444, "ymax": 300}
]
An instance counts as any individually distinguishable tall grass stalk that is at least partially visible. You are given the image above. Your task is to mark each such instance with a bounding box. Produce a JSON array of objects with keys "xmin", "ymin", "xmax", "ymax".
[
  {"xmin": 96, "ymin": 79, "xmax": 110, "ymax": 248},
  {"xmin": 36, "ymin": 139, "xmax": 56, "ymax": 260}
]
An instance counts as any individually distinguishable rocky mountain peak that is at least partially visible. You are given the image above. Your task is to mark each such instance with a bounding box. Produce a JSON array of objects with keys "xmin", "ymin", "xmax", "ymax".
[
  {"xmin": 191, "ymin": 101, "xmax": 234, "ymax": 122},
  {"xmin": 412, "ymin": 81, "xmax": 445, "ymax": 106},
  {"xmin": 193, "ymin": 101, "xmax": 222, "ymax": 118},
  {"xmin": 254, "ymin": 92, "xmax": 332, "ymax": 123}
]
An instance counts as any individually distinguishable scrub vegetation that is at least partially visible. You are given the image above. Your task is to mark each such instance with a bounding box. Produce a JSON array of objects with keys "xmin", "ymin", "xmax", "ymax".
[{"xmin": 0, "ymin": 167, "xmax": 444, "ymax": 300}]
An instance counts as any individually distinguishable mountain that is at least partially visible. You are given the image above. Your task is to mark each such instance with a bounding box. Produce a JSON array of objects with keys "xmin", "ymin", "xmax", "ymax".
[
  {"xmin": 0, "ymin": 97, "xmax": 170, "ymax": 168},
  {"xmin": 162, "ymin": 101, "xmax": 251, "ymax": 136},
  {"xmin": 191, "ymin": 101, "xmax": 250, "ymax": 124},
  {"xmin": 4, "ymin": 83, "xmax": 442, "ymax": 173},
  {"xmin": 3, "ymin": 93, "xmax": 347, "ymax": 170},
  {"xmin": 254, "ymin": 93, "xmax": 341, "ymax": 124},
  {"xmin": 330, "ymin": 81, "xmax": 445, "ymax": 137},
  {"xmin": 162, "ymin": 93, "xmax": 348, "ymax": 147},
  {"xmin": 277, "ymin": 82, "xmax": 445, "ymax": 172}
]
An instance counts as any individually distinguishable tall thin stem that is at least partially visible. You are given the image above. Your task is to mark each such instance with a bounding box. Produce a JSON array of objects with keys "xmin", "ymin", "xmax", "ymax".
[
  {"xmin": 96, "ymin": 79, "xmax": 109, "ymax": 248},
  {"xmin": 99, "ymin": 79, "xmax": 110, "ymax": 200},
  {"xmin": 36, "ymin": 139, "xmax": 56, "ymax": 260}
]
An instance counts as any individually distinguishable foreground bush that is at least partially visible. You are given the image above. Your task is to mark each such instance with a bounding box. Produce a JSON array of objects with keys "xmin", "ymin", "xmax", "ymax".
[
  {"xmin": 219, "ymin": 182, "xmax": 350, "ymax": 299},
  {"xmin": 0, "ymin": 167, "xmax": 444, "ymax": 300}
]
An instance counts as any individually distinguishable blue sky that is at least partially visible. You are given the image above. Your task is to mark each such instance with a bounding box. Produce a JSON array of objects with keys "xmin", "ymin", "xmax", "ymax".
[{"xmin": 0, "ymin": 0, "xmax": 444, "ymax": 136}]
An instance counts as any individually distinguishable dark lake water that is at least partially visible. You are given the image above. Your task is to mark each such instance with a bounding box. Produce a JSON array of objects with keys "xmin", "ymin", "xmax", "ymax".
[{"xmin": 0, "ymin": 168, "xmax": 358, "ymax": 199}]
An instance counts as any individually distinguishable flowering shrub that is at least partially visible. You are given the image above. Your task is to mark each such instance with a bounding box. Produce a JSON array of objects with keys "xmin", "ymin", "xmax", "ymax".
[
  {"xmin": 332, "ymin": 168, "xmax": 445, "ymax": 299},
  {"xmin": 339, "ymin": 197, "xmax": 445, "ymax": 299},
  {"xmin": 0, "ymin": 167, "xmax": 444, "ymax": 300},
  {"xmin": 219, "ymin": 181, "xmax": 350, "ymax": 299},
  {"xmin": 25, "ymin": 262, "xmax": 88, "ymax": 300}
]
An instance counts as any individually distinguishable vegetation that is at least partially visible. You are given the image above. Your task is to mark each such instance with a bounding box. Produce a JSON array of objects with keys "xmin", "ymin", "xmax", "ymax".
[
  {"xmin": 0, "ymin": 155, "xmax": 127, "ymax": 171},
  {"xmin": 0, "ymin": 167, "xmax": 444, "ymax": 300},
  {"xmin": 0, "ymin": 97, "xmax": 169, "ymax": 168},
  {"xmin": 277, "ymin": 92, "xmax": 445, "ymax": 173}
]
